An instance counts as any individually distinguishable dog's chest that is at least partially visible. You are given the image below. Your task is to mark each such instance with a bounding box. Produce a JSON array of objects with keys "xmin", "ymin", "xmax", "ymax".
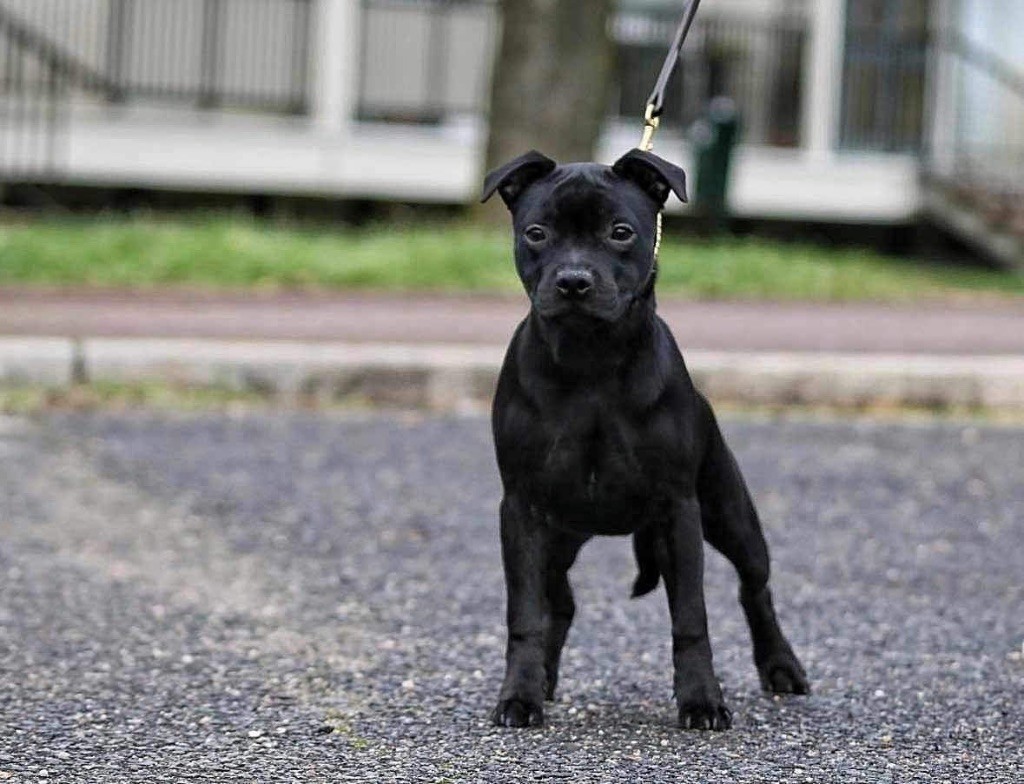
[{"xmin": 534, "ymin": 397, "xmax": 662, "ymax": 530}]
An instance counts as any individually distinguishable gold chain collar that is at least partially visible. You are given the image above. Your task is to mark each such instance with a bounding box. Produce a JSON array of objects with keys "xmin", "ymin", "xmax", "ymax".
[{"xmin": 639, "ymin": 103, "xmax": 664, "ymax": 263}]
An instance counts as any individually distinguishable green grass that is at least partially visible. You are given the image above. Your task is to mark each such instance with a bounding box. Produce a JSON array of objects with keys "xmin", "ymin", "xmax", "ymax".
[{"xmin": 1, "ymin": 215, "xmax": 1022, "ymax": 301}]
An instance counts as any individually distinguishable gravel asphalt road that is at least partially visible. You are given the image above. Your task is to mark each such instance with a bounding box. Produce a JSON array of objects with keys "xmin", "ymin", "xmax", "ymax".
[{"xmin": 0, "ymin": 411, "xmax": 1021, "ymax": 782}]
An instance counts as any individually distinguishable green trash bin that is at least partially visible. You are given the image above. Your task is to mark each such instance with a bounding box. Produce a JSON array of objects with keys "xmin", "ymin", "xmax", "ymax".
[{"xmin": 692, "ymin": 97, "xmax": 740, "ymax": 232}]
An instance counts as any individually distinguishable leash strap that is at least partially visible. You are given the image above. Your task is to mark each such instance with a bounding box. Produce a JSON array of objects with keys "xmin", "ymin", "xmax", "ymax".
[
  {"xmin": 644, "ymin": 0, "xmax": 703, "ymax": 128},
  {"xmin": 638, "ymin": 0, "xmax": 703, "ymax": 263},
  {"xmin": 640, "ymin": 0, "xmax": 703, "ymax": 153}
]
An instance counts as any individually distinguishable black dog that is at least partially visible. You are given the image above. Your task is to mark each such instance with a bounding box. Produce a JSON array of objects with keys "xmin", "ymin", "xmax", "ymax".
[{"xmin": 481, "ymin": 149, "xmax": 809, "ymax": 731}]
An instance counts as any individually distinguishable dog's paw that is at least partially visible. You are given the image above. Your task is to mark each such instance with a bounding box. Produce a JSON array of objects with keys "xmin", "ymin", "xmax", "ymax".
[
  {"xmin": 678, "ymin": 700, "xmax": 733, "ymax": 731},
  {"xmin": 758, "ymin": 653, "xmax": 810, "ymax": 695},
  {"xmin": 491, "ymin": 698, "xmax": 544, "ymax": 728}
]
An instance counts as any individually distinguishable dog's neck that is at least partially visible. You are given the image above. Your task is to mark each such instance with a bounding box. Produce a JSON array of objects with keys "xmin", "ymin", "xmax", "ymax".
[{"xmin": 526, "ymin": 291, "xmax": 658, "ymax": 381}]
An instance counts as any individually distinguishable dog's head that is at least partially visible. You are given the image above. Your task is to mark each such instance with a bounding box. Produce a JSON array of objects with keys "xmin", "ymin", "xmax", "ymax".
[{"xmin": 482, "ymin": 149, "xmax": 687, "ymax": 327}]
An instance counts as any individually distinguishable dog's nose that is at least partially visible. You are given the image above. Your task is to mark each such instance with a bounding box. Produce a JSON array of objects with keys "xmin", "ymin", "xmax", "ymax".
[{"xmin": 554, "ymin": 269, "xmax": 594, "ymax": 299}]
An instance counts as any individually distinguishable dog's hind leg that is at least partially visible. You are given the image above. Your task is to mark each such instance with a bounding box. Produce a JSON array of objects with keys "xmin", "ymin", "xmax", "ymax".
[
  {"xmin": 630, "ymin": 525, "xmax": 660, "ymax": 598},
  {"xmin": 696, "ymin": 398, "xmax": 810, "ymax": 695},
  {"xmin": 544, "ymin": 532, "xmax": 588, "ymax": 701}
]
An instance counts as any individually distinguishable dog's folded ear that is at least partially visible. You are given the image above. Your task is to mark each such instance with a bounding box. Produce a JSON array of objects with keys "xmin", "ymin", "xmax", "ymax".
[
  {"xmin": 481, "ymin": 150, "xmax": 557, "ymax": 208},
  {"xmin": 612, "ymin": 149, "xmax": 688, "ymax": 205}
]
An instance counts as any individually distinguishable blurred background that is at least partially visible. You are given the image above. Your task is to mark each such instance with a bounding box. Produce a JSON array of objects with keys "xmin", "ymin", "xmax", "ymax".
[
  {"xmin": 0, "ymin": 0, "xmax": 1021, "ymax": 264},
  {"xmin": 0, "ymin": 0, "xmax": 1023, "ymax": 362}
]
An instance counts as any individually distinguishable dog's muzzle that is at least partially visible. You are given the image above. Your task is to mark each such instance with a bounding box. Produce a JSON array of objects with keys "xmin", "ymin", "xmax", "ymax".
[{"xmin": 554, "ymin": 268, "xmax": 594, "ymax": 300}]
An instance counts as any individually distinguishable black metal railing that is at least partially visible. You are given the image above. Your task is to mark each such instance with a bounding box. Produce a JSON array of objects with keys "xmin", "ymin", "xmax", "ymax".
[
  {"xmin": 0, "ymin": 0, "xmax": 313, "ymax": 182},
  {"xmin": 839, "ymin": 0, "xmax": 930, "ymax": 153},
  {"xmin": 0, "ymin": 0, "xmax": 312, "ymax": 114},
  {"xmin": 356, "ymin": 0, "xmax": 807, "ymax": 148},
  {"xmin": 357, "ymin": 0, "xmax": 496, "ymax": 124},
  {"xmin": 100, "ymin": 0, "xmax": 312, "ymax": 113},
  {"xmin": 0, "ymin": 5, "xmax": 69, "ymax": 179}
]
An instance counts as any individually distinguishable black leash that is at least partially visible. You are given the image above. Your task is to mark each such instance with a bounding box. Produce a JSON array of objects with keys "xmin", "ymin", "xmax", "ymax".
[
  {"xmin": 637, "ymin": 0, "xmax": 704, "ymax": 263},
  {"xmin": 639, "ymin": 0, "xmax": 703, "ymax": 152}
]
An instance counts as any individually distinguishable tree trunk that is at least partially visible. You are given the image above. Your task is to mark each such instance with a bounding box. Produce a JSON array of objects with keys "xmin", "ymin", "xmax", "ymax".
[{"xmin": 485, "ymin": 0, "xmax": 616, "ymax": 172}]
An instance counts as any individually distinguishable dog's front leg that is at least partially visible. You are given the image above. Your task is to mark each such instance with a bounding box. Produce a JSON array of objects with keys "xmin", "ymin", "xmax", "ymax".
[
  {"xmin": 657, "ymin": 497, "xmax": 733, "ymax": 730},
  {"xmin": 492, "ymin": 493, "xmax": 548, "ymax": 728}
]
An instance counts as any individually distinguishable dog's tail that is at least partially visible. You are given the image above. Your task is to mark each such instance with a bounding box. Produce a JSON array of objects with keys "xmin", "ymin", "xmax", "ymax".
[{"xmin": 630, "ymin": 526, "xmax": 660, "ymax": 598}]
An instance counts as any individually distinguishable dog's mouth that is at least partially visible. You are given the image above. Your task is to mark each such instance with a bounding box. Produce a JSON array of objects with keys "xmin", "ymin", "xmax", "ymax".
[{"xmin": 530, "ymin": 292, "xmax": 628, "ymax": 325}]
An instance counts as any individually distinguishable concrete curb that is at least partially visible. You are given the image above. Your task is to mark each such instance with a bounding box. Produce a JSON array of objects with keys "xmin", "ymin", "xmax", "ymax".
[{"xmin": 2, "ymin": 337, "xmax": 1024, "ymax": 411}]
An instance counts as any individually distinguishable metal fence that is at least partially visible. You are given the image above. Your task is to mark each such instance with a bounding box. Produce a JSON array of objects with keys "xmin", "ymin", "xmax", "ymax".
[
  {"xmin": 357, "ymin": 0, "xmax": 807, "ymax": 147},
  {"xmin": 0, "ymin": 0, "xmax": 312, "ymax": 181},
  {"xmin": 357, "ymin": 0, "xmax": 495, "ymax": 124},
  {"xmin": 839, "ymin": 0, "xmax": 930, "ymax": 153},
  {"xmin": 0, "ymin": 0, "xmax": 313, "ymax": 112},
  {"xmin": 0, "ymin": 5, "xmax": 68, "ymax": 179}
]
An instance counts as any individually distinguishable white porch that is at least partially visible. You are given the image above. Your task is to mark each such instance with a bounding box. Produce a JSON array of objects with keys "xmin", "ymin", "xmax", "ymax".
[{"xmin": 1, "ymin": 0, "xmax": 922, "ymax": 223}]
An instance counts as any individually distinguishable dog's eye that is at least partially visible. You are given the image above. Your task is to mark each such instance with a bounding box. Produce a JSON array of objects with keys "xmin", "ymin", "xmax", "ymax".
[
  {"xmin": 524, "ymin": 226, "xmax": 548, "ymax": 245},
  {"xmin": 610, "ymin": 224, "xmax": 636, "ymax": 243}
]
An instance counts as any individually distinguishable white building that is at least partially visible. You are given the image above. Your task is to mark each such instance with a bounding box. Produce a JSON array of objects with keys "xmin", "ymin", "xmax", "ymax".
[{"xmin": 0, "ymin": 0, "xmax": 1020, "ymax": 239}]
